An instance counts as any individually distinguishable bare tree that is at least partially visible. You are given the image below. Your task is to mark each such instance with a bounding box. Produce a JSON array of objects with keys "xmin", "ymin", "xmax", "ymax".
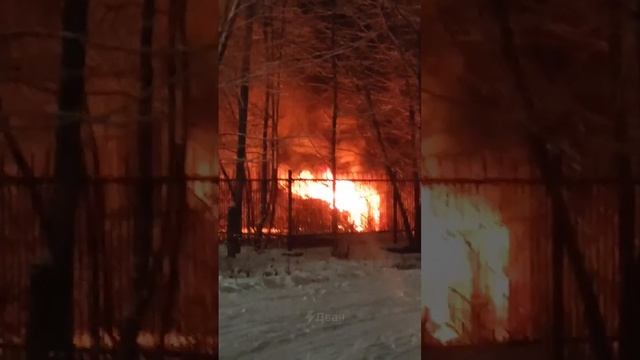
[
  {"xmin": 118, "ymin": 0, "xmax": 156, "ymax": 358},
  {"xmin": 490, "ymin": 1, "xmax": 612, "ymax": 359},
  {"xmin": 634, "ymin": 0, "xmax": 640, "ymax": 349},
  {"xmin": 611, "ymin": 2, "xmax": 638, "ymax": 360},
  {"xmin": 219, "ymin": 0, "xmax": 241, "ymax": 64},
  {"xmin": 330, "ymin": 0, "xmax": 339, "ymax": 235},
  {"xmin": 227, "ymin": 0, "xmax": 256, "ymax": 258},
  {"xmin": 159, "ymin": 0, "xmax": 189, "ymax": 350},
  {"xmin": 256, "ymin": 0, "xmax": 273, "ymax": 245},
  {"xmin": 25, "ymin": 0, "xmax": 89, "ymax": 358}
]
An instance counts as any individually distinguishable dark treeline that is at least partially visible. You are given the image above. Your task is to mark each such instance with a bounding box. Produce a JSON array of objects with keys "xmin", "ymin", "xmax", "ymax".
[{"xmin": 0, "ymin": 0, "xmax": 218, "ymax": 358}]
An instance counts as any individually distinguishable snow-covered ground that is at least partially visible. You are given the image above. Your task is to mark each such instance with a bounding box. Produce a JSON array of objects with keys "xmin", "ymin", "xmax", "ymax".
[{"xmin": 219, "ymin": 243, "xmax": 420, "ymax": 360}]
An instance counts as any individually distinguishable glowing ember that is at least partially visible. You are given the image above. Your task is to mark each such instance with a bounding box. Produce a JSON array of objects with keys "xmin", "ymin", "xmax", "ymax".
[
  {"xmin": 422, "ymin": 188, "xmax": 510, "ymax": 344},
  {"xmin": 242, "ymin": 227, "xmax": 282, "ymax": 234},
  {"xmin": 286, "ymin": 169, "xmax": 381, "ymax": 231}
]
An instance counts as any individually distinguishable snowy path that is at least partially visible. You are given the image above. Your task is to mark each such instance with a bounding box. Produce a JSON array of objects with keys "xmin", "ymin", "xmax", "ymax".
[{"xmin": 219, "ymin": 246, "xmax": 420, "ymax": 360}]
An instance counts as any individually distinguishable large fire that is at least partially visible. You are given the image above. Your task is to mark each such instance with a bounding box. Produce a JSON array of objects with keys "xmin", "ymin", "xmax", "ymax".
[
  {"xmin": 286, "ymin": 169, "xmax": 381, "ymax": 231},
  {"xmin": 422, "ymin": 187, "xmax": 510, "ymax": 344}
]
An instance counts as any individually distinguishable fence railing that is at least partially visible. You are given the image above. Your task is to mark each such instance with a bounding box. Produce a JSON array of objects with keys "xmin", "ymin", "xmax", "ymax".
[
  {"xmin": 420, "ymin": 170, "xmax": 640, "ymax": 360},
  {"xmin": 0, "ymin": 177, "xmax": 218, "ymax": 355},
  {"xmin": 218, "ymin": 172, "xmax": 419, "ymax": 241}
]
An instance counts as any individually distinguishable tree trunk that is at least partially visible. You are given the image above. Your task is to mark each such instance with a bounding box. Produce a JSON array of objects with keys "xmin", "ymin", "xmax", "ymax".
[
  {"xmin": 218, "ymin": 0, "xmax": 240, "ymax": 64},
  {"xmin": 118, "ymin": 0, "xmax": 155, "ymax": 358},
  {"xmin": 85, "ymin": 121, "xmax": 111, "ymax": 357},
  {"xmin": 268, "ymin": 0, "xmax": 287, "ymax": 236},
  {"xmin": 258, "ymin": 5, "xmax": 272, "ymax": 244},
  {"xmin": 159, "ymin": 0, "xmax": 189, "ymax": 350},
  {"xmin": 610, "ymin": 1, "xmax": 637, "ymax": 359},
  {"xmin": 25, "ymin": 0, "xmax": 90, "ymax": 358},
  {"xmin": 634, "ymin": 0, "xmax": 640, "ymax": 351},
  {"xmin": 362, "ymin": 87, "xmax": 415, "ymax": 250},
  {"xmin": 490, "ymin": 1, "xmax": 612, "ymax": 359},
  {"xmin": 408, "ymin": 85, "xmax": 420, "ymax": 251},
  {"xmin": 551, "ymin": 154, "xmax": 565, "ymax": 360},
  {"xmin": 159, "ymin": 0, "xmax": 189, "ymax": 352},
  {"xmin": 330, "ymin": 0, "xmax": 339, "ymax": 235},
  {"xmin": 228, "ymin": 0, "xmax": 256, "ymax": 257}
]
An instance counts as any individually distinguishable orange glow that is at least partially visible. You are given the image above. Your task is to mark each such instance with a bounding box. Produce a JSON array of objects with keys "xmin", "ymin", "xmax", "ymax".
[
  {"xmin": 285, "ymin": 169, "xmax": 381, "ymax": 231},
  {"xmin": 242, "ymin": 227, "xmax": 282, "ymax": 234},
  {"xmin": 423, "ymin": 188, "xmax": 509, "ymax": 343}
]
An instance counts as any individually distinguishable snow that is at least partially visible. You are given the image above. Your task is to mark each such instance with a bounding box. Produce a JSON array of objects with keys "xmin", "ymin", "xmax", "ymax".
[
  {"xmin": 219, "ymin": 243, "xmax": 420, "ymax": 359},
  {"xmin": 423, "ymin": 344, "xmax": 548, "ymax": 360}
]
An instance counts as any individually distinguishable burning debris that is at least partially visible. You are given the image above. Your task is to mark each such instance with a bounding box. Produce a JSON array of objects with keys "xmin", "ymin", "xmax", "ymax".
[
  {"xmin": 422, "ymin": 188, "xmax": 510, "ymax": 344},
  {"xmin": 283, "ymin": 169, "xmax": 381, "ymax": 232}
]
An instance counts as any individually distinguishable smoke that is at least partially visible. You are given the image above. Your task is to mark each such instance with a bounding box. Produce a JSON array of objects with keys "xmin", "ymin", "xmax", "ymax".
[{"xmin": 277, "ymin": 85, "xmax": 367, "ymax": 174}]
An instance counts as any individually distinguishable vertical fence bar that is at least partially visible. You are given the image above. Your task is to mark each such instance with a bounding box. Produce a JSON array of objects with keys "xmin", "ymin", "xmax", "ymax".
[
  {"xmin": 552, "ymin": 192, "xmax": 565, "ymax": 360},
  {"xmin": 0, "ymin": 151, "xmax": 4, "ymax": 343},
  {"xmin": 287, "ymin": 170, "xmax": 293, "ymax": 251},
  {"xmin": 332, "ymin": 176, "xmax": 337, "ymax": 235},
  {"xmin": 551, "ymin": 156, "xmax": 566, "ymax": 360},
  {"xmin": 392, "ymin": 186, "xmax": 398, "ymax": 243},
  {"xmin": 414, "ymin": 177, "xmax": 420, "ymax": 243}
]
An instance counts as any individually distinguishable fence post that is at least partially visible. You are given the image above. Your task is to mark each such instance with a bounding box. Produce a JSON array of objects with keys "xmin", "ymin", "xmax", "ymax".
[
  {"xmin": 332, "ymin": 174, "xmax": 337, "ymax": 234},
  {"xmin": 287, "ymin": 170, "xmax": 293, "ymax": 251},
  {"xmin": 0, "ymin": 149, "xmax": 3, "ymax": 241},
  {"xmin": 551, "ymin": 153, "xmax": 565, "ymax": 360},
  {"xmin": 414, "ymin": 175, "xmax": 420, "ymax": 247},
  {"xmin": 392, "ymin": 183, "xmax": 398, "ymax": 243}
]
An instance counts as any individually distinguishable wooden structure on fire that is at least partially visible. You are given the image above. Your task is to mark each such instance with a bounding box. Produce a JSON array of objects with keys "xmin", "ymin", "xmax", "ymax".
[{"xmin": 218, "ymin": 170, "xmax": 419, "ymax": 242}]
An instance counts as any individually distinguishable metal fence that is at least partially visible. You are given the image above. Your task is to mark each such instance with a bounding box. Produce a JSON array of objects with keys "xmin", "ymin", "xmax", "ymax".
[
  {"xmin": 218, "ymin": 172, "xmax": 419, "ymax": 242},
  {"xmin": 0, "ymin": 177, "xmax": 218, "ymax": 357}
]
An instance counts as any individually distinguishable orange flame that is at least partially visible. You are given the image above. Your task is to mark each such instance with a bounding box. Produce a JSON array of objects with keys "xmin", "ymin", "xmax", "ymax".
[
  {"xmin": 423, "ymin": 188, "xmax": 510, "ymax": 343},
  {"xmin": 287, "ymin": 169, "xmax": 381, "ymax": 231}
]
